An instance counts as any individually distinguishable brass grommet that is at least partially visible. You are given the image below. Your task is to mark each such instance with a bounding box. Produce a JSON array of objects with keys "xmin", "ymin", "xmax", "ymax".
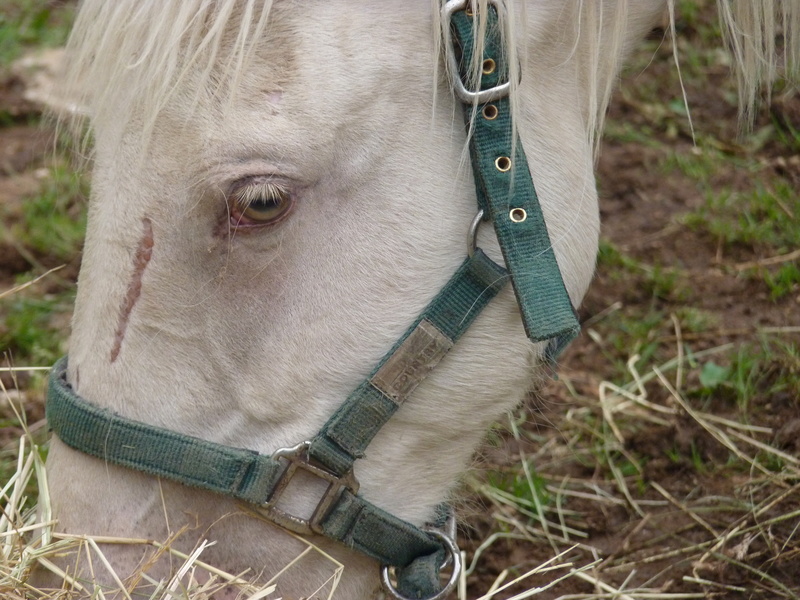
[
  {"xmin": 465, "ymin": 6, "xmax": 474, "ymax": 16},
  {"xmin": 495, "ymin": 156, "xmax": 511, "ymax": 172},
  {"xmin": 482, "ymin": 58, "xmax": 496, "ymax": 75},
  {"xmin": 509, "ymin": 208, "xmax": 527, "ymax": 223},
  {"xmin": 482, "ymin": 104, "xmax": 498, "ymax": 120}
]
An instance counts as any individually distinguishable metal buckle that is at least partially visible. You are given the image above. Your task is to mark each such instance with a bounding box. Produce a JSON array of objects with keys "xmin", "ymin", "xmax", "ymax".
[
  {"xmin": 380, "ymin": 529, "xmax": 462, "ymax": 600},
  {"xmin": 442, "ymin": 0, "xmax": 510, "ymax": 104},
  {"xmin": 258, "ymin": 441, "xmax": 359, "ymax": 536}
]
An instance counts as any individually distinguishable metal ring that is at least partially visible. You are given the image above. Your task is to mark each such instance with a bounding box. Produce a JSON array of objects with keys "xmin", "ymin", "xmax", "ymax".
[
  {"xmin": 481, "ymin": 104, "xmax": 499, "ymax": 120},
  {"xmin": 380, "ymin": 529, "xmax": 462, "ymax": 600},
  {"xmin": 495, "ymin": 156, "xmax": 512, "ymax": 172},
  {"xmin": 509, "ymin": 207, "xmax": 527, "ymax": 223},
  {"xmin": 467, "ymin": 209, "xmax": 485, "ymax": 257},
  {"xmin": 440, "ymin": 513, "xmax": 457, "ymax": 570}
]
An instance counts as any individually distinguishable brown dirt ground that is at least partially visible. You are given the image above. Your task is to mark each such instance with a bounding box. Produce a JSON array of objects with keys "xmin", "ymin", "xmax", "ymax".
[
  {"xmin": 1, "ymin": 12, "xmax": 799, "ymax": 600},
  {"xmin": 457, "ymin": 21, "xmax": 800, "ymax": 600}
]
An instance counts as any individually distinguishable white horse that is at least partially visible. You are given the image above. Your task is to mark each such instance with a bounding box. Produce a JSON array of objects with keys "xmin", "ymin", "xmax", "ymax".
[{"xmin": 38, "ymin": 1, "xmax": 797, "ymax": 599}]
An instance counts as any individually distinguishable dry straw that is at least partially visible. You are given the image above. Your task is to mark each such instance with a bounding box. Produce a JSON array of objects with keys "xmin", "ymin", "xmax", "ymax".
[
  {"xmin": 3, "ymin": 310, "xmax": 799, "ymax": 597},
  {"xmin": 463, "ymin": 316, "xmax": 799, "ymax": 598},
  {"xmin": 0, "ymin": 377, "xmax": 343, "ymax": 599}
]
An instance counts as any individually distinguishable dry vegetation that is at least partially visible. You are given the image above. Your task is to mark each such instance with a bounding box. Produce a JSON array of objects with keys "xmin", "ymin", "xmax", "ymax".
[{"xmin": 1, "ymin": 0, "xmax": 799, "ymax": 598}]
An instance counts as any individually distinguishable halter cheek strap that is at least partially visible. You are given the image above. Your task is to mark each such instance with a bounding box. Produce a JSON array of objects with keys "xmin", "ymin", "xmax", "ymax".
[
  {"xmin": 445, "ymin": 1, "xmax": 579, "ymax": 353},
  {"xmin": 46, "ymin": 3, "xmax": 580, "ymax": 599}
]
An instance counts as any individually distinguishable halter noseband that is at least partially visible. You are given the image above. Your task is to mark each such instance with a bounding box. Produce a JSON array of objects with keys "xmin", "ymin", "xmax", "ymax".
[{"xmin": 46, "ymin": 2, "xmax": 579, "ymax": 598}]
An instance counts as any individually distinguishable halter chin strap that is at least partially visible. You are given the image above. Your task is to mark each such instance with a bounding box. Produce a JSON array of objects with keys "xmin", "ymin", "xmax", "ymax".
[{"xmin": 46, "ymin": 3, "xmax": 579, "ymax": 599}]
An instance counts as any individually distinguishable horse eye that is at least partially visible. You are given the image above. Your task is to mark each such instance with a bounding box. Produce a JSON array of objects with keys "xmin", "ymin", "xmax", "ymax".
[{"xmin": 230, "ymin": 181, "xmax": 293, "ymax": 227}]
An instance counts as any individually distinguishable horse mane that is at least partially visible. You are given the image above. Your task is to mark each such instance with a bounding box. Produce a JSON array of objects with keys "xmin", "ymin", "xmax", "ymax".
[
  {"xmin": 59, "ymin": 0, "xmax": 798, "ymax": 149},
  {"xmin": 717, "ymin": 0, "xmax": 800, "ymax": 122},
  {"xmin": 60, "ymin": 0, "xmax": 272, "ymax": 142}
]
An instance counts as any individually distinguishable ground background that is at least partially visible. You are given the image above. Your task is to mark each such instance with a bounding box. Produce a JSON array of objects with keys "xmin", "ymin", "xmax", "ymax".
[{"xmin": 0, "ymin": 1, "xmax": 798, "ymax": 599}]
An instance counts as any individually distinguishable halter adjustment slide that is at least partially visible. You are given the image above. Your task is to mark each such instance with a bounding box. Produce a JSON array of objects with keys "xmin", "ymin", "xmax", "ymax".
[{"xmin": 258, "ymin": 441, "xmax": 360, "ymax": 536}]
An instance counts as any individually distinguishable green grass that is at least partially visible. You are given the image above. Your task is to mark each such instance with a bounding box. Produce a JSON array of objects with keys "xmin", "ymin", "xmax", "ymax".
[
  {"xmin": 0, "ymin": 290, "xmax": 74, "ymax": 366},
  {"xmin": 763, "ymin": 262, "xmax": 800, "ymax": 300},
  {"xmin": 598, "ymin": 240, "xmax": 692, "ymax": 303},
  {"xmin": 601, "ymin": 310, "xmax": 665, "ymax": 373},
  {"xmin": 11, "ymin": 165, "xmax": 87, "ymax": 262},
  {"xmin": 686, "ymin": 339, "xmax": 800, "ymax": 414},
  {"xmin": 0, "ymin": 0, "xmax": 74, "ymax": 67},
  {"xmin": 694, "ymin": 350, "xmax": 762, "ymax": 412},
  {"xmin": 593, "ymin": 241, "xmax": 697, "ymax": 376},
  {"xmin": 673, "ymin": 306, "xmax": 718, "ymax": 333},
  {"xmin": 684, "ymin": 179, "xmax": 800, "ymax": 298},
  {"xmin": 660, "ymin": 146, "xmax": 745, "ymax": 182},
  {"xmin": 685, "ymin": 181, "xmax": 799, "ymax": 254},
  {"xmin": 0, "ymin": 165, "xmax": 85, "ymax": 367},
  {"xmin": 487, "ymin": 466, "xmax": 551, "ymax": 513},
  {"xmin": 601, "ymin": 120, "xmax": 665, "ymax": 146},
  {"xmin": 772, "ymin": 112, "xmax": 800, "ymax": 153}
]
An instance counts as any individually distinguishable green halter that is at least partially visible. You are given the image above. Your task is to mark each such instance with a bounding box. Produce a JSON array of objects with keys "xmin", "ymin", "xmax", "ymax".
[{"xmin": 46, "ymin": 2, "xmax": 579, "ymax": 598}]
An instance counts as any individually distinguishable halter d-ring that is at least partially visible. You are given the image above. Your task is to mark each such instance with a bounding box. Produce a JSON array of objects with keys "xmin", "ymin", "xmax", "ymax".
[
  {"xmin": 381, "ymin": 529, "xmax": 462, "ymax": 600},
  {"xmin": 467, "ymin": 209, "xmax": 485, "ymax": 257}
]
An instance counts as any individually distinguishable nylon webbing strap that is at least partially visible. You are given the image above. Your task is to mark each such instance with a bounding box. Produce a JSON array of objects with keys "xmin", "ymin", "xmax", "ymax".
[
  {"xmin": 309, "ymin": 249, "xmax": 507, "ymax": 476},
  {"xmin": 47, "ymin": 357, "xmax": 285, "ymax": 504},
  {"xmin": 321, "ymin": 490, "xmax": 440, "ymax": 567},
  {"xmin": 46, "ymin": 357, "xmax": 441, "ymax": 571},
  {"xmin": 450, "ymin": 6, "xmax": 580, "ymax": 349}
]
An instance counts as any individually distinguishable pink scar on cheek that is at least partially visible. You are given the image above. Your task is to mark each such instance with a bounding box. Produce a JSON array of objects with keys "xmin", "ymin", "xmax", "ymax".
[{"xmin": 110, "ymin": 217, "xmax": 154, "ymax": 363}]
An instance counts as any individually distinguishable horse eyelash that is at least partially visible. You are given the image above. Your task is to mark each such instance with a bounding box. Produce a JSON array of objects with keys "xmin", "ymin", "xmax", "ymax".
[{"xmin": 231, "ymin": 181, "xmax": 289, "ymax": 206}]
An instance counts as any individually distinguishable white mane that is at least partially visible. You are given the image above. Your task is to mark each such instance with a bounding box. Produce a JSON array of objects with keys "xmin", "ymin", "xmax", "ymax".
[
  {"xmin": 718, "ymin": 0, "xmax": 800, "ymax": 120},
  {"xmin": 61, "ymin": 0, "xmax": 799, "ymax": 154}
]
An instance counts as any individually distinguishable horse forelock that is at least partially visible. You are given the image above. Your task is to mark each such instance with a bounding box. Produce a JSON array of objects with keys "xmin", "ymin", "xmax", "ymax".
[
  {"xmin": 62, "ymin": 0, "xmax": 274, "ymax": 145},
  {"xmin": 60, "ymin": 0, "xmax": 619, "ymax": 155},
  {"xmin": 716, "ymin": 0, "xmax": 800, "ymax": 122},
  {"xmin": 60, "ymin": 0, "xmax": 799, "ymax": 156}
]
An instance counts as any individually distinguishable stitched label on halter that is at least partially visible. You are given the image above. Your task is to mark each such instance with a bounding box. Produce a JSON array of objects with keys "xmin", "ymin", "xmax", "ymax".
[{"xmin": 370, "ymin": 320, "xmax": 453, "ymax": 404}]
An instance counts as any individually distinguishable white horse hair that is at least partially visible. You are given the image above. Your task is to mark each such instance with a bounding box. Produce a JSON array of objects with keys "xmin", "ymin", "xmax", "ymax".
[
  {"xmin": 60, "ymin": 1, "xmax": 799, "ymax": 151},
  {"xmin": 42, "ymin": 1, "xmax": 797, "ymax": 599}
]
